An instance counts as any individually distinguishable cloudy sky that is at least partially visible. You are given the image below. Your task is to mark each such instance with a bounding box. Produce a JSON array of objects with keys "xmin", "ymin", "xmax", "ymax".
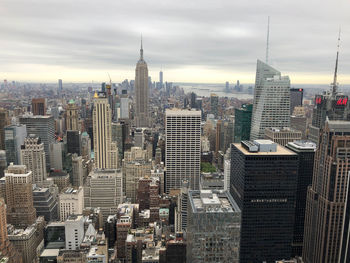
[{"xmin": 0, "ymin": 0, "xmax": 349, "ymax": 84}]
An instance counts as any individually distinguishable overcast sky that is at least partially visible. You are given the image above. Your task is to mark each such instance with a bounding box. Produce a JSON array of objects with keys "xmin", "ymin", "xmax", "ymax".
[{"xmin": 0, "ymin": 0, "xmax": 349, "ymax": 84}]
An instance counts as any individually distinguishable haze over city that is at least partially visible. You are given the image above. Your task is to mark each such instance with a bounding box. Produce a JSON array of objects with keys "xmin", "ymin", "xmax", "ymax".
[{"xmin": 1, "ymin": 0, "xmax": 350, "ymax": 84}]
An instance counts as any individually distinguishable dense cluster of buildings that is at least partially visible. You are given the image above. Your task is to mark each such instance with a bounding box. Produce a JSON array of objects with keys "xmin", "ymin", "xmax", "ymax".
[{"xmin": 0, "ymin": 36, "xmax": 348, "ymax": 263}]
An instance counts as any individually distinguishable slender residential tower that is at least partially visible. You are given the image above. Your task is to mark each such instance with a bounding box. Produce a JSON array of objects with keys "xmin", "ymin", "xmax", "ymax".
[
  {"xmin": 134, "ymin": 38, "xmax": 149, "ymax": 127},
  {"xmin": 93, "ymin": 91, "xmax": 112, "ymax": 169}
]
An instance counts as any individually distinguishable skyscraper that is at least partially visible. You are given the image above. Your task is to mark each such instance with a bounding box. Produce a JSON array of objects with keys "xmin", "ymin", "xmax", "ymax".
[
  {"xmin": 165, "ymin": 109, "xmax": 201, "ymax": 192},
  {"xmin": 230, "ymin": 140, "xmax": 298, "ymax": 263},
  {"xmin": 59, "ymin": 187, "xmax": 84, "ymax": 221},
  {"xmin": 308, "ymin": 34, "xmax": 350, "ymax": 144},
  {"xmin": 4, "ymin": 124, "xmax": 27, "ymax": 165},
  {"xmin": 84, "ymin": 169, "xmax": 123, "ymax": 220},
  {"xmin": 71, "ymin": 154, "xmax": 83, "ymax": 187},
  {"xmin": 233, "ymin": 104, "xmax": 252, "ymax": 143},
  {"xmin": 66, "ymin": 130, "xmax": 81, "ymax": 155},
  {"xmin": 210, "ymin": 93, "xmax": 219, "ymax": 118},
  {"xmin": 120, "ymin": 90, "xmax": 129, "ymax": 119},
  {"xmin": 5, "ymin": 164, "xmax": 36, "ymax": 227},
  {"xmin": 0, "ymin": 108, "xmax": 9, "ymax": 150},
  {"xmin": 31, "ymin": 98, "xmax": 46, "ymax": 116},
  {"xmin": 93, "ymin": 91, "xmax": 112, "ymax": 169},
  {"xmin": 286, "ymin": 140, "xmax": 316, "ymax": 257},
  {"xmin": 134, "ymin": 39, "xmax": 149, "ymax": 127},
  {"xmin": 58, "ymin": 79, "xmax": 63, "ymax": 93},
  {"xmin": 19, "ymin": 115, "xmax": 55, "ymax": 169},
  {"xmin": 264, "ymin": 127, "xmax": 302, "ymax": 146},
  {"xmin": 65, "ymin": 99, "xmax": 79, "ymax": 131},
  {"xmin": 290, "ymin": 88, "xmax": 303, "ymax": 114},
  {"xmin": 33, "ymin": 187, "xmax": 58, "ymax": 222},
  {"xmin": 0, "ymin": 198, "xmax": 23, "ymax": 263},
  {"xmin": 20, "ymin": 135, "xmax": 47, "ymax": 186},
  {"xmin": 303, "ymin": 120, "xmax": 350, "ymax": 263},
  {"xmin": 159, "ymin": 70, "xmax": 163, "ymax": 89},
  {"xmin": 250, "ymin": 60, "xmax": 291, "ymax": 140},
  {"xmin": 190, "ymin": 92, "xmax": 197, "ymax": 109},
  {"xmin": 187, "ymin": 190, "xmax": 241, "ymax": 262},
  {"xmin": 0, "ymin": 150, "xmax": 6, "ymax": 177}
]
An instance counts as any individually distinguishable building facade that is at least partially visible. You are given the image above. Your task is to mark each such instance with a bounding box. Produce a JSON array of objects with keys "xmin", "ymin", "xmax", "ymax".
[
  {"xmin": 33, "ymin": 187, "xmax": 58, "ymax": 222},
  {"xmin": 250, "ymin": 60, "xmax": 291, "ymax": 140},
  {"xmin": 286, "ymin": 140, "xmax": 316, "ymax": 257},
  {"xmin": 165, "ymin": 109, "xmax": 201, "ymax": 192},
  {"xmin": 65, "ymin": 99, "xmax": 79, "ymax": 131},
  {"xmin": 20, "ymin": 135, "xmax": 47, "ymax": 186},
  {"xmin": 31, "ymin": 98, "xmax": 46, "ymax": 116},
  {"xmin": 303, "ymin": 121, "xmax": 350, "ymax": 263},
  {"xmin": 230, "ymin": 140, "xmax": 298, "ymax": 263},
  {"xmin": 59, "ymin": 187, "xmax": 84, "ymax": 221},
  {"xmin": 187, "ymin": 190, "xmax": 241, "ymax": 263},
  {"xmin": 264, "ymin": 127, "xmax": 302, "ymax": 146},
  {"xmin": 290, "ymin": 88, "xmax": 303, "ymax": 114},
  {"xmin": 233, "ymin": 104, "xmax": 252, "ymax": 143},
  {"xmin": 134, "ymin": 40, "xmax": 149, "ymax": 127},
  {"xmin": 84, "ymin": 169, "xmax": 123, "ymax": 220},
  {"xmin": 4, "ymin": 124, "xmax": 27, "ymax": 165},
  {"xmin": 19, "ymin": 115, "xmax": 55, "ymax": 169},
  {"xmin": 5, "ymin": 164, "xmax": 36, "ymax": 227},
  {"xmin": 93, "ymin": 92, "xmax": 112, "ymax": 169}
]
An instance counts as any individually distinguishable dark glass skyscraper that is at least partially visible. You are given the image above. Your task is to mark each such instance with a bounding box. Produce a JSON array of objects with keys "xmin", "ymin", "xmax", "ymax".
[
  {"xmin": 290, "ymin": 88, "xmax": 303, "ymax": 114},
  {"xmin": 230, "ymin": 140, "xmax": 298, "ymax": 263},
  {"xmin": 286, "ymin": 140, "xmax": 316, "ymax": 257},
  {"xmin": 233, "ymin": 104, "xmax": 252, "ymax": 143},
  {"xmin": 19, "ymin": 115, "xmax": 55, "ymax": 169},
  {"xmin": 66, "ymin": 130, "xmax": 81, "ymax": 155}
]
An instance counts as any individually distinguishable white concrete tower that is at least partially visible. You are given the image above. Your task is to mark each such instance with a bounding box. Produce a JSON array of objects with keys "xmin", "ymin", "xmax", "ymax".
[{"xmin": 165, "ymin": 109, "xmax": 201, "ymax": 192}]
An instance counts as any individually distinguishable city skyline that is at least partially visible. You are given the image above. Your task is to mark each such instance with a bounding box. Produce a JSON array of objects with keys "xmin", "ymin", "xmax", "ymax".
[{"xmin": 0, "ymin": 0, "xmax": 349, "ymax": 84}]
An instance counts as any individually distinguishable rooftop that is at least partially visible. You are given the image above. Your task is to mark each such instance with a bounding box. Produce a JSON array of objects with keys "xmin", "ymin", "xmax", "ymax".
[
  {"xmin": 266, "ymin": 127, "xmax": 301, "ymax": 133},
  {"xmin": 235, "ymin": 142, "xmax": 296, "ymax": 156},
  {"xmin": 287, "ymin": 140, "xmax": 316, "ymax": 151},
  {"xmin": 166, "ymin": 108, "xmax": 201, "ymax": 116},
  {"xmin": 40, "ymin": 249, "xmax": 60, "ymax": 258},
  {"xmin": 327, "ymin": 120, "xmax": 350, "ymax": 131},
  {"xmin": 20, "ymin": 114, "xmax": 53, "ymax": 119},
  {"xmin": 189, "ymin": 190, "xmax": 240, "ymax": 214}
]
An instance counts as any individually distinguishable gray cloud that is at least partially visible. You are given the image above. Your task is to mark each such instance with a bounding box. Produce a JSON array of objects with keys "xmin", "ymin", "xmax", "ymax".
[{"xmin": 0, "ymin": 0, "xmax": 349, "ymax": 81}]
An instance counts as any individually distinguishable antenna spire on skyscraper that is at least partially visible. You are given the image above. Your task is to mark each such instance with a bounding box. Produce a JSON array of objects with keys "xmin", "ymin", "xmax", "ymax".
[
  {"xmin": 332, "ymin": 27, "xmax": 341, "ymax": 95},
  {"xmin": 140, "ymin": 34, "xmax": 144, "ymax": 60},
  {"xmin": 266, "ymin": 16, "xmax": 270, "ymax": 64}
]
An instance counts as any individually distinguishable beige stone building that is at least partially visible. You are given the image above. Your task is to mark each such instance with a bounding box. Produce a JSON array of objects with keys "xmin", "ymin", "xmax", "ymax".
[
  {"xmin": 20, "ymin": 135, "xmax": 47, "ymax": 186},
  {"xmin": 93, "ymin": 92, "xmax": 113, "ymax": 169},
  {"xmin": 65, "ymin": 99, "xmax": 79, "ymax": 131},
  {"xmin": 5, "ymin": 164, "xmax": 36, "ymax": 227},
  {"xmin": 84, "ymin": 169, "xmax": 123, "ymax": 220},
  {"xmin": 122, "ymin": 147, "xmax": 151, "ymax": 202},
  {"xmin": 264, "ymin": 127, "xmax": 302, "ymax": 146},
  {"xmin": 8, "ymin": 217, "xmax": 45, "ymax": 263}
]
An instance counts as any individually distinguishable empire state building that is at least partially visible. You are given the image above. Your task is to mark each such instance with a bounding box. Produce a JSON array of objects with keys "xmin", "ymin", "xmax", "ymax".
[{"xmin": 134, "ymin": 39, "xmax": 149, "ymax": 127}]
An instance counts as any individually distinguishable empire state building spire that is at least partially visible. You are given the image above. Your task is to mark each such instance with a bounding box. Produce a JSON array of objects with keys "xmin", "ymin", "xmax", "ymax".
[
  {"xmin": 134, "ymin": 37, "xmax": 149, "ymax": 127},
  {"xmin": 140, "ymin": 35, "xmax": 144, "ymax": 60}
]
